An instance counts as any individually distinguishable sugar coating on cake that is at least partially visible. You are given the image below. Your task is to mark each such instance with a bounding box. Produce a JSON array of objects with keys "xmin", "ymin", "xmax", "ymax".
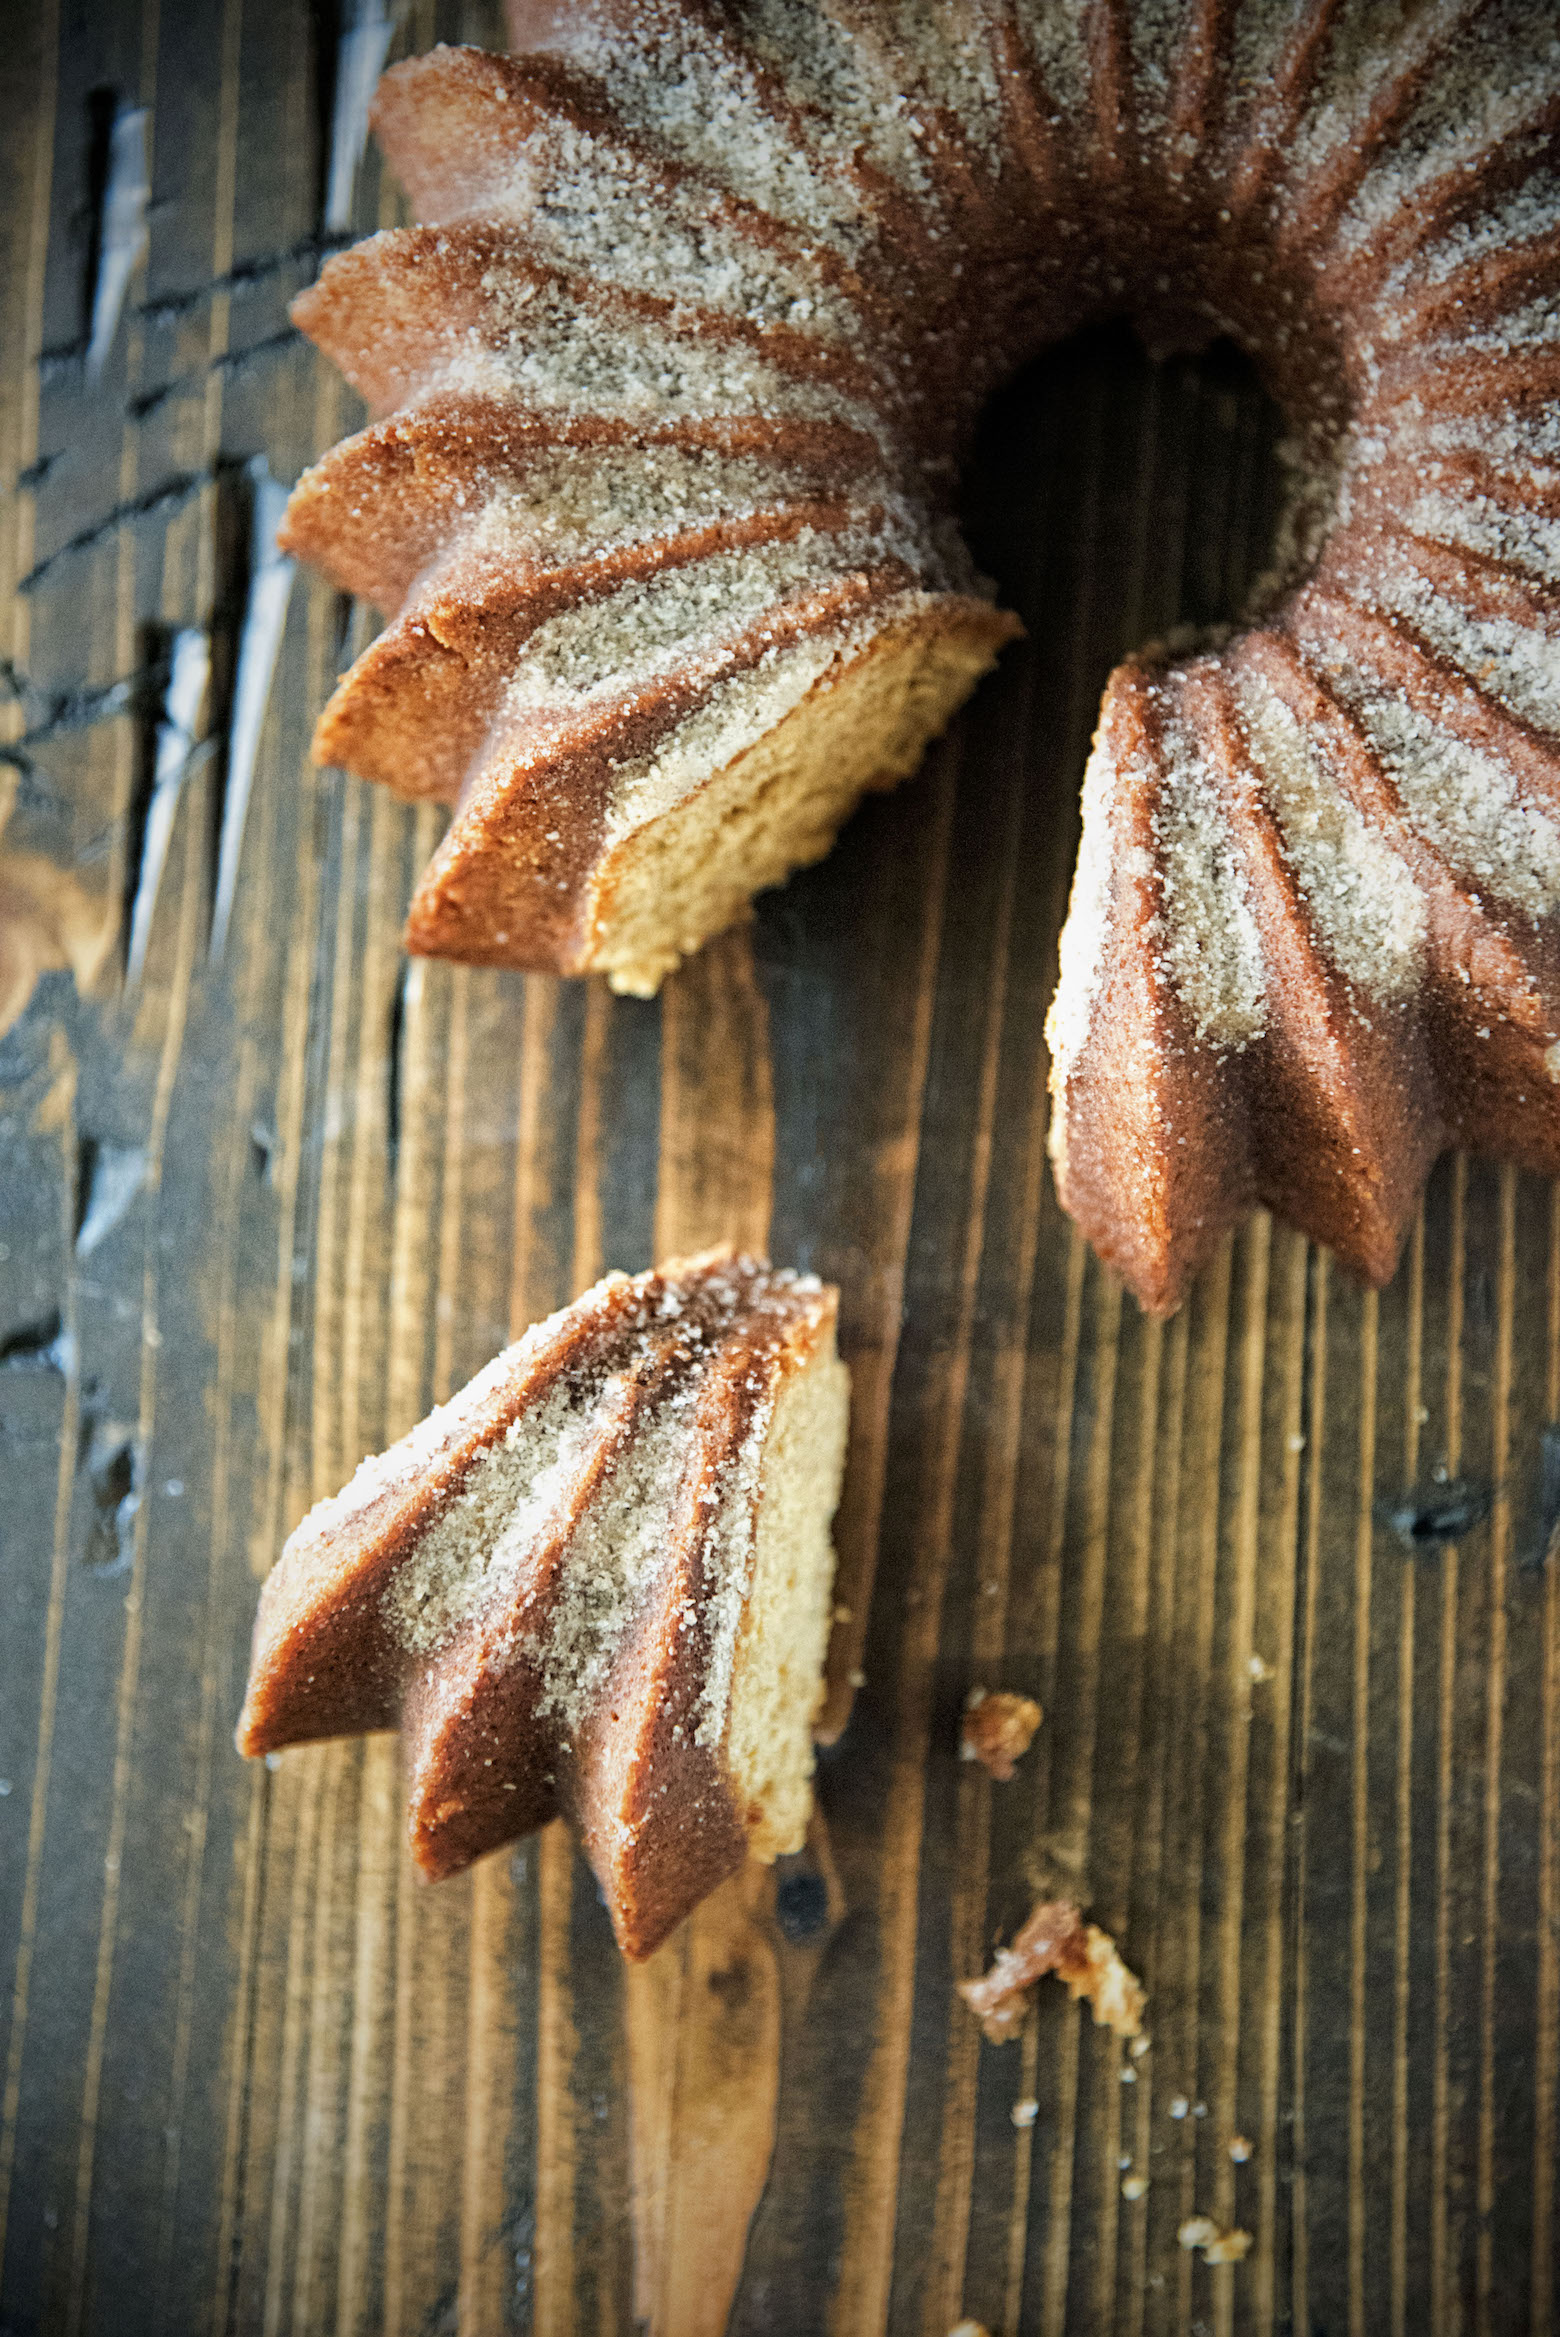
[
  {"xmin": 285, "ymin": 1, "xmax": 1560, "ymax": 1312},
  {"xmin": 236, "ymin": 1250, "xmax": 850, "ymax": 1959}
]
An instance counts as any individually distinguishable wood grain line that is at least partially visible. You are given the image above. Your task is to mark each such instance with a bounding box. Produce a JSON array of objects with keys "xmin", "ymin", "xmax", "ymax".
[
  {"xmin": 1039, "ymin": 1257, "xmax": 1130, "ymax": 2337},
  {"xmin": 213, "ymin": 1763, "xmax": 270, "ymax": 2337},
  {"xmin": 247, "ymin": 569, "xmax": 345, "ymax": 1585},
  {"xmin": 301, "ymin": 772, "xmax": 411, "ymax": 2330},
  {"xmin": 534, "ymin": 1823, "xmax": 581, "ymax": 2337},
  {"xmin": 945, "ymin": 750, "xmax": 1063, "ymax": 2333},
  {"xmin": 282, "ymin": 779, "xmax": 369, "ymax": 2330},
  {"xmin": 1208, "ymin": 1216, "xmax": 1270, "ymax": 2337},
  {"xmin": 1390, "ymin": 1208, "xmax": 1425, "ymax": 2337},
  {"xmin": 1288, "ymin": 1251, "xmax": 1330, "ymax": 2337},
  {"xmin": 292, "ymin": 1743, "xmax": 353, "ymax": 2334},
  {"xmin": 920, "ymin": 645, "xmax": 1040, "ymax": 2337},
  {"xmin": 153, "ymin": 432, "xmax": 294, "ymax": 2325},
  {"xmin": 339, "ymin": 784, "xmax": 406, "ymax": 1470},
  {"xmin": 338, "ymin": 1737, "xmax": 397, "ymax": 2337},
  {"xmin": 260, "ymin": 1752, "xmax": 327, "ymax": 2337},
  {"xmin": 1346, "ymin": 1289, "xmax": 1378, "ymax": 2337},
  {"xmin": 222, "ymin": 714, "xmax": 338, "ymax": 2316},
  {"xmin": 458, "ymin": 1857, "xmax": 515, "ymax": 2337},
  {"xmin": 815, "ymin": 763, "xmax": 959, "ymax": 1747},
  {"xmin": 308, "ymin": 772, "xmax": 363, "ymax": 1505},
  {"xmin": 0, "ymin": 0, "xmax": 56, "ymax": 684},
  {"xmin": 329, "ymin": 778, "xmax": 416, "ymax": 2337},
  {"xmin": 1430, "ymin": 1153, "xmax": 1468, "ymax": 2332},
  {"xmin": 386, "ymin": 932, "xmax": 441, "ymax": 1446},
  {"xmin": 55, "ymin": 0, "xmax": 168, "ymax": 2290},
  {"xmin": 1161, "ymin": 1244, "xmax": 1235, "ymax": 2337},
  {"xmin": 833, "ymin": 730, "xmax": 1020, "ymax": 2337},
  {"xmin": 1104, "ymin": 1298, "xmax": 1164, "ymax": 2337},
  {"xmin": 1248, "ymin": 1228, "xmax": 1309, "ymax": 2336},
  {"xmin": 1536, "ymin": 1183, "xmax": 1560, "ymax": 2329},
  {"xmin": 1474, "ymin": 1168, "xmax": 1516, "ymax": 2331},
  {"xmin": 0, "ymin": 1029, "xmax": 80, "ymax": 2276},
  {"xmin": 1127, "ymin": 1296, "xmax": 1191, "ymax": 2337},
  {"xmin": 66, "ymin": 445, "xmax": 213, "ymax": 2337},
  {"xmin": 1003, "ymin": 1225, "xmax": 1089, "ymax": 2337}
]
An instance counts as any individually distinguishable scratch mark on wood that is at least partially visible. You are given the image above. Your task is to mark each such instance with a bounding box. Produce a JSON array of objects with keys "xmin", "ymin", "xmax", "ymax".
[
  {"xmin": 325, "ymin": 1, "xmax": 401, "ymax": 234},
  {"xmin": 211, "ymin": 462, "xmax": 296, "ymax": 963},
  {"xmin": 384, "ymin": 957, "xmax": 408, "ymax": 1179},
  {"xmin": 1375, "ymin": 1477, "xmax": 1493, "ymax": 1552},
  {"xmin": 0, "ymin": 651, "xmax": 166, "ymax": 745},
  {"xmin": 18, "ymin": 472, "xmax": 211, "ymax": 594},
  {"xmin": 15, "ymin": 448, "xmax": 66, "ymax": 491},
  {"xmin": 85, "ymin": 105, "xmax": 150, "ymax": 379},
  {"xmin": 125, "ymin": 627, "xmax": 209, "ymax": 985},
  {"xmin": 125, "ymin": 327, "xmax": 304, "ymax": 425},
  {"xmin": 1527, "ymin": 1424, "xmax": 1560, "ymax": 1572},
  {"xmin": 0, "ymin": 1308, "xmax": 71, "ymax": 1372},
  {"xmin": 136, "ymin": 232, "xmax": 351, "ymax": 325},
  {"xmin": 74, "ymin": 1137, "xmax": 146, "ymax": 1255},
  {"xmin": 80, "ymin": 1416, "xmax": 144, "ymax": 1574},
  {"xmin": 772, "ymin": 1861, "xmax": 829, "ymax": 1944}
]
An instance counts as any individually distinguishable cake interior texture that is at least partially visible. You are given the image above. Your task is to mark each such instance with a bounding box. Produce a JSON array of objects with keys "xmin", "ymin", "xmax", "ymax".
[
  {"xmin": 581, "ymin": 607, "xmax": 1013, "ymax": 997},
  {"xmin": 725, "ymin": 1323, "xmax": 850, "ymax": 1860},
  {"xmin": 236, "ymin": 1252, "xmax": 849, "ymax": 1957}
]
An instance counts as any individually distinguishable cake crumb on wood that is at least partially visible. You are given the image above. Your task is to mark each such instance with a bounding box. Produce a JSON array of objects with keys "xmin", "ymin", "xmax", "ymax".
[
  {"xmin": 1179, "ymin": 2215, "xmax": 1253, "ymax": 2264},
  {"xmin": 961, "ymin": 1687, "xmax": 1042, "ymax": 1779},
  {"xmin": 958, "ymin": 1898, "xmax": 1145, "ymax": 2043}
]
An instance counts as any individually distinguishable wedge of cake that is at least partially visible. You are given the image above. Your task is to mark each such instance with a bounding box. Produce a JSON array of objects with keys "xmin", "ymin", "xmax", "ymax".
[{"xmin": 237, "ymin": 1249, "xmax": 849, "ymax": 1959}]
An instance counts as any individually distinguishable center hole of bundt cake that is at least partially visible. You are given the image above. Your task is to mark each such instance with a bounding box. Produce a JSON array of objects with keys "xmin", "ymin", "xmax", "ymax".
[{"xmin": 961, "ymin": 321, "xmax": 1295, "ymax": 736}]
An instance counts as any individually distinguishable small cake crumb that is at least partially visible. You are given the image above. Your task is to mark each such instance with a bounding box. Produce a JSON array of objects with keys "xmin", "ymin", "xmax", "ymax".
[
  {"xmin": 947, "ymin": 2323, "xmax": 991, "ymax": 2337},
  {"xmin": 1169, "ymin": 2095, "xmax": 1189, "ymax": 2119},
  {"xmin": 1229, "ymin": 2134, "xmax": 1253, "ymax": 2163},
  {"xmin": 1010, "ymin": 2096, "xmax": 1038, "ymax": 2129},
  {"xmin": 959, "ymin": 1899, "xmax": 1145, "ymax": 2043},
  {"xmin": 1179, "ymin": 2214, "xmax": 1253, "ymax": 2264},
  {"xmin": 1121, "ymin": 2174, "xmax": 1148, "ymax": 2200},
  {"xmin": 1248, "ymin": 1654, "xmax": 1275, "ymax": 1683},
  {"xmin": 961, "ymin": 1687, "xmax": 1043, "ymax": 1780}
]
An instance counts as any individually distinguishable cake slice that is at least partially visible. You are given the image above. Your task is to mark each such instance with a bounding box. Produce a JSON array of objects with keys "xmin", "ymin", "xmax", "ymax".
[{"xmin": 236, "ymin": 1250, "xmax": 850, "ymax": 1959}]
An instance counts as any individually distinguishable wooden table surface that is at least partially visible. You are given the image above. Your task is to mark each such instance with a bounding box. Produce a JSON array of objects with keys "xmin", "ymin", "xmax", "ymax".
[{"xmin": 3, "ymin": 4, "xmax": 1559, "ymax": 2332}]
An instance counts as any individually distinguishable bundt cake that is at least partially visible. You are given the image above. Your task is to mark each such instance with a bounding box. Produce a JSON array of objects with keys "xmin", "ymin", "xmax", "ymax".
[
  {"xmin": 283, "ymin": 1, "xmax": 1560, "ymax": 1314},
  {"xmin": 236, "ymin": 1251, "xmax": 850, "ymax": 1960}
]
